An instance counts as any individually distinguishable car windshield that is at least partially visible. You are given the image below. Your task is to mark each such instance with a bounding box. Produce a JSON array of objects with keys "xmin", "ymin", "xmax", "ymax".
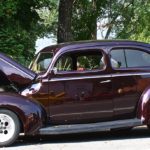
[{"xmin": 30, "ymin": 52, "xmax": 53, "ymax": 73}]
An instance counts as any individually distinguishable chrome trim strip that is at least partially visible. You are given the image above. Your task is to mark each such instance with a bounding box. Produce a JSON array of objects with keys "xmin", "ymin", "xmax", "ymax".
[
  {"xmin": 43, "ymin": 75, "xmax": 111, "ymax": 82},
  {"xmin": 42, "ymin": 72, "xmax": 150, "ymax": 82},
  {"xmin": 112, "ymin": 72, "xmax": 150, "ymax": 77},
  {"xmin": 114, "ymin": 106, "xmax": 135, "ymax": 111},
  {"xmin": 100, "ymin": 80, "xmax": 111, "ymax": 83},
  {"xmin": 50, "ymin": 110, "xmax": 113, "ymax": 118},
  {"xmin": 0, "ymin": 57, "xmax": 33, "ymax": 79}
]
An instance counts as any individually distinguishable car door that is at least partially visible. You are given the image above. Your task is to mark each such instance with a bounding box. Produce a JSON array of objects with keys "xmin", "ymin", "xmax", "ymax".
[
  {"xmin": 110, "ymin": 47, "xmax": 150, "ymax": 120},
  {"xmin": 48, "ymin": 48, "xmax": 113, "ymax": 125}
]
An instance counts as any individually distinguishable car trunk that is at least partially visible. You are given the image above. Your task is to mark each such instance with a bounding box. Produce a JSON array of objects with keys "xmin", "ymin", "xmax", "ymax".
[{"xmin": 0, "ymin": 53, "xmax": 36, "ymax": 90}]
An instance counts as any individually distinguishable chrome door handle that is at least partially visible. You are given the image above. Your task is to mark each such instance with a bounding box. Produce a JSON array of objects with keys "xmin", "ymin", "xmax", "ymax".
[
  {"xmin": 100, "ymin": 80, "xmax": 111, "ymax": 83},
  {"xmin": 118, "ymin": 88, "xmax": 123, "ymax": 94}
]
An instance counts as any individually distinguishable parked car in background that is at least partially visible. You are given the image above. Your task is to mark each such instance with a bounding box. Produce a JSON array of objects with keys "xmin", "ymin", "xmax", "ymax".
[{"xmin": 0, "ymin": 40, "xmax": 150, "ymax": 147}]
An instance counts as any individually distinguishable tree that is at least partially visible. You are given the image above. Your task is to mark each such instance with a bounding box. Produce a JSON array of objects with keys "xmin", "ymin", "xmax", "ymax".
[
  {"xmin": 71, "ymin": 0, "xmax": 149, "ymax": 43},
  {"xmin": 118, "ymin": 0, "xmax": 150, "ymax": 43},
  {"xmin": 97, "ymin": 0, "xmax": 150, "ymax": 42},
  {"xmin": 57, "ymin": 0, "xmax": 74, "ymax": 43},
  {"xmin": 1, "ymin": 0, "xmax": 149, "ymax": 66},
  {"xmin": 0, "ymin": 0, "xmax": 57, "ymax": 65},
  {"xmin": 72, "ymin": 0, "xmax": 106, "ymax": 41}
]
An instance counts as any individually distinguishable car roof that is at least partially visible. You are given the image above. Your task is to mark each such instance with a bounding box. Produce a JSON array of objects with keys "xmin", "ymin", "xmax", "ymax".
[{"xmin": 39, "ymin": 40, "xmax": 150, "ymax": 54}]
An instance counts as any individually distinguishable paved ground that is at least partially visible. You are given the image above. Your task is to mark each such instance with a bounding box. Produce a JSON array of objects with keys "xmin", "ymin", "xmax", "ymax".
[{"xmin": 2, "ymin": 126, "xmax": 150, "ymax": 150}]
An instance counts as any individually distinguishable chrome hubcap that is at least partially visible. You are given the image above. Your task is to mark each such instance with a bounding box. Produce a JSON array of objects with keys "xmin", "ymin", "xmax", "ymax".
[{"xmin": 0, "ymin": 114, "xmax": 15, "ymax": 143}]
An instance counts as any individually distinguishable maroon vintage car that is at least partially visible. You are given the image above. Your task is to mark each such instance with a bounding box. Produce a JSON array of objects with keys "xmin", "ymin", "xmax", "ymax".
[{"xmin": 0, "ymin": 40, "xmax": 150, "ymax": 146}]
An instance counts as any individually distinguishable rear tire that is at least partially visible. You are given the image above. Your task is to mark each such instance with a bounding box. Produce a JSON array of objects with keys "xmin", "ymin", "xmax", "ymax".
[{"xmin": 0, "ymin": 109, "xmax": 20, "ymax": 147}]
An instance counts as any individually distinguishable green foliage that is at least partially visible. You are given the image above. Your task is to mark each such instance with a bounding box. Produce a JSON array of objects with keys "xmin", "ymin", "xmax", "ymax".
[
  {"xmin": 71, "ymin": 0, "xmax": 150, "ymax": 43},
  {"xmin": 0, "ymin": 27, "xmax": 36, "ymax": 65},
  {"xmin": 72, "ymin": 0, "xmax": 106, "ymax": 40},
  {"xmin": 128, "ymin": 1, "xmax": 150, "ymax": 43},
  {"xmin": 0, "ymin": 0, "xmax": 57, "ymax": 66},
  {"xmin": 37, "ymin": 1, "xmax": 58, "ymax": 37},
  {"xmin": 98, "ymin": 0, "xmax": 150, "ymax": 43},
  {"xmin": 0, "ymin": 0, "xmax": 149, "ymax": 67}
]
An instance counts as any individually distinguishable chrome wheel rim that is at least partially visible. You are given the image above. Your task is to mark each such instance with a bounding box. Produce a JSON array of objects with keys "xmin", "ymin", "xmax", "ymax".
[{"xmin": 0, "ymin": 114, "xmax": 15, "ymax": 143}]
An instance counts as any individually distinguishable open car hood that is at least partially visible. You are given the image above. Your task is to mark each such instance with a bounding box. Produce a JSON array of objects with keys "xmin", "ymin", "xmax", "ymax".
[{"xmin": 0, "ymin": 53, "xmax": 36, "ymax": 89}]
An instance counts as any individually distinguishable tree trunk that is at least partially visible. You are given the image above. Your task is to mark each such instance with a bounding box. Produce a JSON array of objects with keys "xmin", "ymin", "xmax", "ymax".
[
  {"xmin": 57, "ymin": 0, "xmax": 74, "ymax": 43},
  {"xmin": 91, "ymin": 0, "xmax": 97, "ymax": 40}
]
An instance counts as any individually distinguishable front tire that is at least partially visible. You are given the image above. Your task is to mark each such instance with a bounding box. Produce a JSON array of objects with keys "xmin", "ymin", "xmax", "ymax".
[{"xmin": 0, "ymin": 109, "xmax": 20, "ymax": 147}]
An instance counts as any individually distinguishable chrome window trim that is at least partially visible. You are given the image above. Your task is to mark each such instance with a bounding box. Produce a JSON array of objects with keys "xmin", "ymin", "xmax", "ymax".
[
  {"xmin": 42, "ymin": 72, "xmax": 150, "ymax": 82},
  {"xmin": 112, "ymin": 72, "xmax": 150, "ymax": 77},
  {"xmin": 43, "ymin": 74, "xmax": 111, "ymax": 82}
]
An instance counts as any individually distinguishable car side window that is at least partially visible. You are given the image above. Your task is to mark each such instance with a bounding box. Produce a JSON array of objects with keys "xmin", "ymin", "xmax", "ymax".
[
  {"xmin": 110, "ymin": 49, "xmax": 126, "ymax": 68},
  {"xmin": 54, "ymin": 50, "xmax": 105, "ymax": 72},
  {"xmin": 30, "ymin": 52, "xmax": 53, "ymax": 73},
  {"xmin": 125, "ymin": 49, "xmax": 150, "ymax": 67},
  {"xmin": 110, "ymin": 48, "xmax": 150, "ymax": 69},
  {"xmin": 55, "ymin": 55, "xmax": 73, "ymax": 71},
  {"xmin": 77, "ymin": 54, "xmax": 104, "ymax": 71}
]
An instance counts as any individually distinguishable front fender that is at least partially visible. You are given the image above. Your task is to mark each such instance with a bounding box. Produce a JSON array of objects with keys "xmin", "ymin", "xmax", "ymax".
[
  {"xmin": 0, "ymin": 92, "xmax": 47, "ymax": 135},
  {"xmin": 137, "ymin": 87, "xmax": 150, "ymax": 124}
]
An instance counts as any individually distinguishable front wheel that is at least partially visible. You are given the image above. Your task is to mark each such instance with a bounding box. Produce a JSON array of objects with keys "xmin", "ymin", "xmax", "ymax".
[{"xmin": 0, "ymin": 109, "xmax": 20, "ymax": 147}]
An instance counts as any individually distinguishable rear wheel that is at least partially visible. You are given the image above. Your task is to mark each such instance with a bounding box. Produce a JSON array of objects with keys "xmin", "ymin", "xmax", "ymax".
[{"xmin": 0, "ymin": 109, "xmax": 20, "ymax": 147}]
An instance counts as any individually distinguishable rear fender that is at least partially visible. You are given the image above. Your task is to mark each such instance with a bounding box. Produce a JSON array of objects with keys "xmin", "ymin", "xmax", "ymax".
[
  {"xmin": 137, "ymin": 87, "xmax": 150, "ymax": 124},
  {"xmin": 0, "ymin": 93, "xmax": 47, "ymax": 135}
]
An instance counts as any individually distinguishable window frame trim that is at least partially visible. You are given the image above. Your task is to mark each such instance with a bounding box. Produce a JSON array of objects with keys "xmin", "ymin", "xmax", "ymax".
[{"xmin": 52, "ymin": 48, "xmax": 107, "ymax": 75}]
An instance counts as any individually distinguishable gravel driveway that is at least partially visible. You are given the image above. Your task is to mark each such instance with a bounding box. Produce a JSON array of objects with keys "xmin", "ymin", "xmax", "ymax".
[{"xmin": 2, "ymin": 126, "xmax": 150, "ymax": 150}]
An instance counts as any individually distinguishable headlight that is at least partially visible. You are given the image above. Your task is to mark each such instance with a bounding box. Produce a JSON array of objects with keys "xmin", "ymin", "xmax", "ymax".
[{"xmin": 21, "ymin": 82, "xmax": 42, "ymax": 96}]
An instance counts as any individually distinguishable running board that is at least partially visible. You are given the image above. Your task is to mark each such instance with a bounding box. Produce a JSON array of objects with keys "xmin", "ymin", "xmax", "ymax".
[{"xmin": 39, "ymin": 118, "xmax": 142, "ymax": 135}]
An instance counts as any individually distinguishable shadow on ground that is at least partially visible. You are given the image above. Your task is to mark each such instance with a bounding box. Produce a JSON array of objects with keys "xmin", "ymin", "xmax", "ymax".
[{"xmin": 11, "ymin": 126, "xmax": 150, "ymax": 147}]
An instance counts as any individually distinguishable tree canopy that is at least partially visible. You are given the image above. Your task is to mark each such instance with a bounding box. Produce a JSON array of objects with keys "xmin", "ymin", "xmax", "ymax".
[
  {"xmin": 71, "ymin": 0, "xmax": 150, "ymax": 42},
  {"xmin": 0, "ymin": 0, "xmax": 149, "ymax": 65},
  {"xmin": 0, "ymin": 0, "xmax": 57, "ymax": 65}
]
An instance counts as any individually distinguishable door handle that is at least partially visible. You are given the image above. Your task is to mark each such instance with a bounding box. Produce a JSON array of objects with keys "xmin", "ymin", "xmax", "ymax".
[
  {"xmin": 81, "ymin": 91, "xmax": 85, "ymax": 97},
  {"xmin": 118, "ymin": 88, "xmax": 123, "ymax": 94},
  {"xmin": 100, "ymin": 80, "xmax": 111, "ymax": 84}
]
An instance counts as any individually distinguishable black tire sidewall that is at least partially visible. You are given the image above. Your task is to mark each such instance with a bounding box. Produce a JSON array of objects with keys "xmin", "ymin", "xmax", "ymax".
[{"xmin": 0, "ymin": 109, "xmax": 20, "ymax": 147}]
